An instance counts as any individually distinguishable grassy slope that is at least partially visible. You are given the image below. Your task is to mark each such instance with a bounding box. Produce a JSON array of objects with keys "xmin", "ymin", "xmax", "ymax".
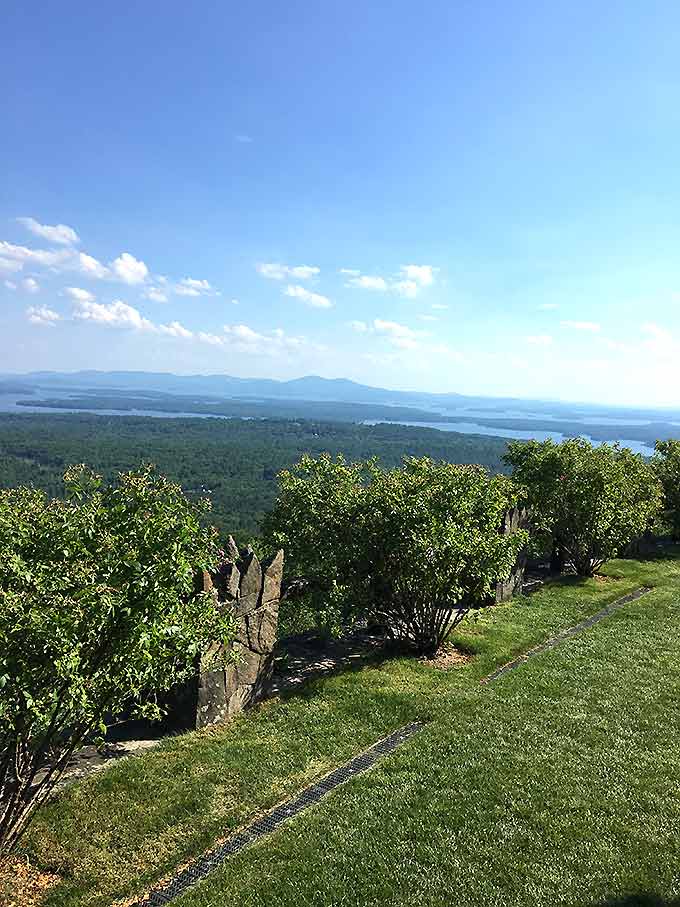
[{"xmin": 20, "ymin": 554, "xmax": 680, "ymax": 907}]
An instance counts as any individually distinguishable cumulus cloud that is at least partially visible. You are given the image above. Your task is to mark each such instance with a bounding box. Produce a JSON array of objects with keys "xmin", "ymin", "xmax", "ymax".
[
  {"xmin": 538, "ymin": 303, "xmax": 559, "ymax": 310},
  {"xmin": 344, "ymin": 264, "xmax": 437, "ymax": 298},
  {"xmin": 64, "ymin": 287, "xmax": 96, "ymax": 303},
  {"xmin": 26, "ymin": 305, "xmax": 60, "ymax": 326},
  {"xmin": 77, "ymin": 252, "xmax": 110, "ymax": 279},
  {"xmin": 17, "ymin": 217, "xmax": 80, "ymax": 246},
  {"xmin": 526, "ymin": 335, "xmax": 553, "ymax": 346},
  {"xmin": 431, "ymin": 303, "xmax": 448, "ymax": 310},
  {"xmin": 158, "ymin": 320, "xmax": 193, "ymax": 339},
  {"xmin": 111, "ymin": 252, "xmax": 149, "ymax": 285},
  {"xmin": 21, "ymin": 277, "xmax": 40, "ymax": 294},
  {"xmin": 0, "ymin": 241, "xmax": 71, "ymax": 270},
  {"xmin": 561, "ymin": 320, "xmax": 601, "ymax": 332},
  {"xmin": 73, "ymin": 299, "xmax": 155, "ymax": 330},
  {"xmin": 284, "ymin": 284, "xmax": 333, "ymax": 309},
  {"xmin": 257, "ymin": 262, "xmax": 320, "ymax": 281},
  {"xmin": 4, "ymin": 280, "xmax": 17, "ymax": 290},
  {"xmin": 173, "ymin": 277, "xmax": 216, "ymax": 297},
  {"xmin": 400, "ymin": 264, "xmax": 435, "ymax": 287},
  {"xmin": 349, "ymin": 320, "xmax": 369, "ymax": 332}
]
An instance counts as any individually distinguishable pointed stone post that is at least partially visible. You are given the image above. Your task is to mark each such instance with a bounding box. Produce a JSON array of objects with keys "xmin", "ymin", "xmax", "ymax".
[{"xmin": 195, "ymin": 540, "xmax": 284, "ymax": 728}]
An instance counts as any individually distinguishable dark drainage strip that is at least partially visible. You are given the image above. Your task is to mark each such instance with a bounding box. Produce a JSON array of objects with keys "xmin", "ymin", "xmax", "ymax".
[
  {"xmin": 481, "ymin": 585, "xmax": 652, "ymax": 684},
  {"xmin": 129, "ymin": 720, "xmax": 426, "ymax": 907}
]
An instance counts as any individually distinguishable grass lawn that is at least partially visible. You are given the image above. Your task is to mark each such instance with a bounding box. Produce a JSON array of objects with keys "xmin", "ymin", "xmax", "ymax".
[{"xmin": 14, "ymin": 553, "xmax": 680, "ymax": 907}]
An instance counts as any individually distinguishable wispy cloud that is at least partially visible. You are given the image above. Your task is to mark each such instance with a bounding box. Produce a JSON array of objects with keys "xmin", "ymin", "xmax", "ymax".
[
  {"xmin": 284, "ymin": 284, "xmax": 333, "ymax": 308},
  {"xmin": 526, "ymin": 334, "xmax": 553, "ymax": 346},
  {"xmin": 346, "ymin": 275, "xmax": 388, "ymax": 291},
  {"xmin": 17, "ymin": 217, "xmax": 80, "ymax": 246},
  {"xmin": 257, "ymin": 262, "xmax": 320, "ymax": 281}
]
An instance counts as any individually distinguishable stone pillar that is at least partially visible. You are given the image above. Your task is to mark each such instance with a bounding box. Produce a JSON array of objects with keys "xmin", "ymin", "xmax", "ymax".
[
  {"xmin": 495, "ymin": 506, "xmax": 529, "ymax": 602},
  {"xmin": 195, "ymin": 539, "xmax": 284, "ymax": 728}
]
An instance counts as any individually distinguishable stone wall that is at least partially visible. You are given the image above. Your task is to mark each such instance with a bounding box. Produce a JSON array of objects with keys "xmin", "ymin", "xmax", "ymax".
[{"xmin": 192, "ymin": 539, "xmax": 284, "ymax": 729}]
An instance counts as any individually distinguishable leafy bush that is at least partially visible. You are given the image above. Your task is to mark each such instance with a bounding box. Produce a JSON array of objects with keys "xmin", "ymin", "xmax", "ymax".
[
  {"xmin": 265, "ymin": 454, "xmax": 526, "ymax": 653},
  {"xmin": 652, "ymin": 440, "xmax": 680, "ymax": 540},
  {"xmin": 504, "ymin": 438, "xmax": 662, "ymax": 576},
  {"xmin": 0, "ymin": 466, "xmax": 234, "ymax": 853}
]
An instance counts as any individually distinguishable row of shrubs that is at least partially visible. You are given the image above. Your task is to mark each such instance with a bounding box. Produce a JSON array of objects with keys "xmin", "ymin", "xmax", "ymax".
[
  {"xmin": 265, "ymin": 438, "xmax": 678, "ymax": 649},
  {"xmin": 1, "ymin": 437, "xmax": 679, "ymax": 852}
]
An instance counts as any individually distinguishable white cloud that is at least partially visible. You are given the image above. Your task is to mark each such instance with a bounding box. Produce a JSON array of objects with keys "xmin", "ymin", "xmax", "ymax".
[
  {"xmin": 431, "ymin": 303, "xmax": 448, "ymax": 310},
  {"xmin": 73, "ymin": 299, "xmax": 155, "ymax": 330},
  {"xmin": 143, "ymin": 287, "xmax": 168, "ymax": 303},
  {"xmin": 345, "ymin": 265, "xmax": 437, "ymax": 297},
  {"xmin": 235, "ymin": 134, "xmax": 253, "ymax": 143},
  {"xmin": 21, "ymin": 277, "xmax": 40, "ymax": 294},
  {"xmin": 0, "ymin": 241, "xmax": 71, "ymax": 270},
  {"xmin": 257, "ymin": 262, "xmax": 320, "ymax": 281},
  {"xmin": 64, "ymin": 286, "xmax": 96, "ymax": 303},
  {"xmin": 373, "ymin": 318, "xmax": 426, "ymax": 348},
  {"xmin": 197, "ymin": 331, "xmax": 225, "ymax": 346},
  {"xmin": 560, "ymin": 320, "xmax": 601, "ymax": 332},
  {"xmin": 400, "ymin": 264, "xmax": 435, "ymax": 287},
  {"xmin": 4, "ymin": 280, "xmax": 17, "ymax": 290},
  {"xmin": 0, "ymin": 258, "xmax": 22, "ymax": 274},
  {"xmin": 111, "ymin": 252, "xmax": 149, "ymax": 285},
  {"xmin": 349, "ymin": 320, "xmax": 369, "ymax": 332},
  {"xmin": 538, "ymin": 303, "xmax": 559, "ymax": 310},
  {"xmin": 158, "ymin": 320, "xmax": 193, "ymax": 339},
  {"xmin": 26, "ymin": 305, "xmax": 60, "ymax": 326},
  {"xmin": 77, "ymin": 252, "xmax": 110, "ymax": 279},
  {"xmin": 284, "ymin": 284, "xmax": 333, "ymax": 309},
  {"xmin": 419, "ymin": 314, "xmax": 438, "ymax": 322},
  {"xmin": 392, "ymin": 279, "xmax": 419, "ymax": 299},
  {"xmin": 17, "ymin": 217, "xmax": 80, "ymax": 246},
  {"xmin": 220, "ymin": 323, "xmax": 315, "ymax": 356},
  {"xmin": 346, "ymin": 275, "xmax": 388, "ymax": 291},
  {"xmin": 526, "ymin": 334, "xmax": 553, "ymax": 346}
]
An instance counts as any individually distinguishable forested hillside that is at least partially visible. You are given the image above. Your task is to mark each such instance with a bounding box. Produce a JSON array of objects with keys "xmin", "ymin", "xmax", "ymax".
[{"xmin": 0, "ymin": 414, "xmax": 509, "ymax": 539}]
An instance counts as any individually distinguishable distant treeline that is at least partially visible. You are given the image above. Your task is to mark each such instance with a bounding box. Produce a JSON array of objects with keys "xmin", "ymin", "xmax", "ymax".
[
  {"xmin": 0, "ymin": 413, "xmax": 510, "ymax": 540},
  {"xmin": 15, "ymin": 390, "xmax": 680, "ymax": 448}
]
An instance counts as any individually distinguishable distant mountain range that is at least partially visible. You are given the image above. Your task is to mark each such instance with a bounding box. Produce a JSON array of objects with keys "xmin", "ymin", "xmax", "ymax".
[{"xmin": 3, "ymin": 369, "xmax": 679, "ymax": 422}]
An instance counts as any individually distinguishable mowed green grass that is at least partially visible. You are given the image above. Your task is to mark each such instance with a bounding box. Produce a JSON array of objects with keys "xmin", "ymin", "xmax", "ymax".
[{"xmin": 21, "ymin": 554, "xmax": 680, "ymax": 907}]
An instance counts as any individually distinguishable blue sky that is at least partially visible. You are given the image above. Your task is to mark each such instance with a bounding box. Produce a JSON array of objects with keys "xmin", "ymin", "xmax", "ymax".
[{"xmin": 2, "ymin": 1, "xmax": 680, "ymax": 406}]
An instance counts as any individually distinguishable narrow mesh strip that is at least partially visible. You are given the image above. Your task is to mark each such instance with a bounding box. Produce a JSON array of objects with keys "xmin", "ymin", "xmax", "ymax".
[
  {"xmin": 132, "ymin": 721, "xmax": 426, "ymax": 906},
  {"xmin": 481, "ymin": 586, "xmax": 651, "ymax": 684}
]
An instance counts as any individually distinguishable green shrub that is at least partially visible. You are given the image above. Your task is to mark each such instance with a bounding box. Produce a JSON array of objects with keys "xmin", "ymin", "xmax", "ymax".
[
  {"xmin": 504, "ymin": 438, "xmax": 662, "ymax": 576},
  {"xmin": 0, "ymin": 465, "xmax": 234, "ymax": 853},
  {"xmin": 652, "ymin": 439, "xmax": 680, "ymax": 540},
  {"xmin": 265, "ymin": 454, "xmax": 526, "ymax": 654}
]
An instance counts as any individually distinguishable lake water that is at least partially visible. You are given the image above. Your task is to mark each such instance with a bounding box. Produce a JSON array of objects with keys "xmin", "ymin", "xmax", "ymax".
[
  {"xmin": 363, "ymin": 419, "xmax": 656, "ymax": 457},
  {"xmin": 0, "ymin": 392, "xmax": 659, "ymax": 455}
]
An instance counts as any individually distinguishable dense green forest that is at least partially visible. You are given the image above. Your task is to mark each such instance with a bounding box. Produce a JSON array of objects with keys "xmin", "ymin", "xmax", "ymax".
[{"xmin": 0, "ymin": 413, "xmax": 509, "ymax": 540}]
